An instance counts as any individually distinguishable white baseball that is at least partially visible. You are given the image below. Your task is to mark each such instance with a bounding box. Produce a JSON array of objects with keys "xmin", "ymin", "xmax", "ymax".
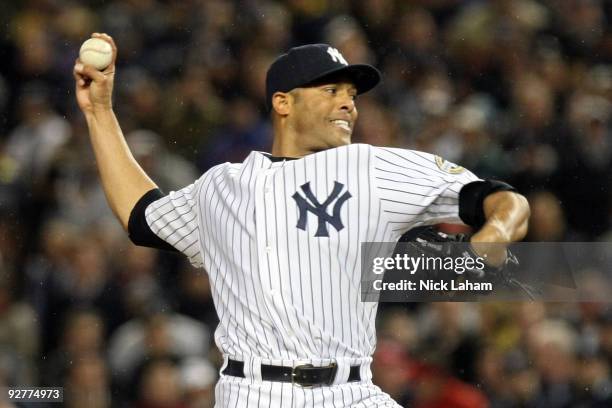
[{"xmin": 79, "ymin": 38, "xmax": 113, "ymax": 70}]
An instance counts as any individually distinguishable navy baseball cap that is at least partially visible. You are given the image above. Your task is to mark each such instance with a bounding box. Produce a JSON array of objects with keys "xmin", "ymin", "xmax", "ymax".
[{"xmin": 265, "ymin": 44, "xmax": 381, "ymax": 110}]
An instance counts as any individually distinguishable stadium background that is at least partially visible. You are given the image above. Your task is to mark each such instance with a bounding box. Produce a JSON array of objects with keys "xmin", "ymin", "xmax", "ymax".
[{"xmin": 0, "ymin": 0, "xmax": 611, "ymax": 407}]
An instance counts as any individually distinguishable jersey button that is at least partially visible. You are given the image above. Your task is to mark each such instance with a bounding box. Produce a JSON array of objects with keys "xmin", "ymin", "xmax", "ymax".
[{"xmin": 265, "ymin": 246, "xmax": 272, "ymax": 253}]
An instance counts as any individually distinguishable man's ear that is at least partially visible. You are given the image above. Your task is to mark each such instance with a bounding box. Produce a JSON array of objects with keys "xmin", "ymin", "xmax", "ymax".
[{"xmin": 272, "ymin": 92, "xmax": 291, "ymax": 116}]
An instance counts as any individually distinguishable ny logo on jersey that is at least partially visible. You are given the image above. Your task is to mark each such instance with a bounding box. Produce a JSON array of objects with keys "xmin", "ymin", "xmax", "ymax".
[
  {"xmin": 292, "ymin": 181, "xmax": 352, "ymax": 237},
  {"xmin": 326, "ymin": 47, "xmax": 348, "ymax": 66}
]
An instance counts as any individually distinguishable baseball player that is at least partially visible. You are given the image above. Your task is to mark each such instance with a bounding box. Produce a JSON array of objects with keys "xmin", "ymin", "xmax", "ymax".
[{"xmin": 74, "ymin": 33, "xmax": 530, "ymax": 407}]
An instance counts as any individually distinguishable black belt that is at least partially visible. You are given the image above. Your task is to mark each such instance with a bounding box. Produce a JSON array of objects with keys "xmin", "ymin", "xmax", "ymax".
[{"xmin": 222, "ymin": 359, "xmax": 361, "ymax": 387}]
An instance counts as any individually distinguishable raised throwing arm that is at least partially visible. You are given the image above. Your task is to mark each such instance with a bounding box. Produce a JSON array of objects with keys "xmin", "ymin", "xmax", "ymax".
[{"xmin": 73, "ymin": 33, "xmax": 158, "ymax": 230}]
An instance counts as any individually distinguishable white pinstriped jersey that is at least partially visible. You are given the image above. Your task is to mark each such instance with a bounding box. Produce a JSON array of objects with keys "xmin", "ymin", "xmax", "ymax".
[{"xmin": 145, "ymin": 143, "xmax": 479, "ymax": 407}]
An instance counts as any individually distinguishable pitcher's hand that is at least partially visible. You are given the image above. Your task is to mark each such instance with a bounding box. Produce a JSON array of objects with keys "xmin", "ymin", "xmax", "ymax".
[{"xmin": 74, "ymin": 33, "xmax": 117, "ymax": 115}]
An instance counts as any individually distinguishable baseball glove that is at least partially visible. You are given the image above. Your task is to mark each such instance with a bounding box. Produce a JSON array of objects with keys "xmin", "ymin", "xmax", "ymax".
[{"xmin": 393, "ymin": 226, "xmax": 538, "ymax": 299}]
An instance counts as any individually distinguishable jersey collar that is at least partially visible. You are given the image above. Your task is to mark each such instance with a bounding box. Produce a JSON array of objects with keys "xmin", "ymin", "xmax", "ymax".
[{"xmin": 261, "ymin": 152, "xmax": 298, "ymax": 162}]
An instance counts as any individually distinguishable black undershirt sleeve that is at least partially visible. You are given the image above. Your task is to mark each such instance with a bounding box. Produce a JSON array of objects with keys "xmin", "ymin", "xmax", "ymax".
[
  {"xmin": 128, "ymin": 188, "xmax": 179, "ymax": 252},
  {"xmin": 458, "ymin": 180, "xmax": 516, "ymax": 229}
]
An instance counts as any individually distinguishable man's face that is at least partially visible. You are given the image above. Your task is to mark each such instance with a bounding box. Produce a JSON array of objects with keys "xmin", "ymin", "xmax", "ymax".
[{"xmin": 288, "ymin": 80, "xmax": 358, "ymax": 150}]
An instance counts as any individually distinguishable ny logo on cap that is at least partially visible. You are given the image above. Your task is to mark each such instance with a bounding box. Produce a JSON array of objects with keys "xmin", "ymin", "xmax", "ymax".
[
  {"xmin": 292, "ymin": 181, "xmax": 352, "ymax": 237},
  {"xmin": 327, "ymin": 47, "xmax": 348, "ymax": 66}
]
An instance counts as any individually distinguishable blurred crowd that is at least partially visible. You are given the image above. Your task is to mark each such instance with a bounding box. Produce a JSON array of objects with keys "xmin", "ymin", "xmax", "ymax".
[{"xmin": 0, "ymin": 0, "xmax": 611, "ymax": 407}]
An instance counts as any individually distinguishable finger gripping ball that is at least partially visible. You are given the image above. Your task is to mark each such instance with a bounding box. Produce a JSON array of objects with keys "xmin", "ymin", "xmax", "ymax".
[{"xmin": 79, "ymin": 38, "xmax": 112, "ymax": 70}]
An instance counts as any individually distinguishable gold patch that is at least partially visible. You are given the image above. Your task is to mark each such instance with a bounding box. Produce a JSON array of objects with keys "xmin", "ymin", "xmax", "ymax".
[{"xmin": 434, "ymin": 155, "xmax": 465, "ymax": 174}]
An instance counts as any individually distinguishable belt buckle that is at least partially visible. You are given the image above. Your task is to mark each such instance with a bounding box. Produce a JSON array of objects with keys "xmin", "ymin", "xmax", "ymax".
[
  {"xmin": 291, "ymin": 364, "xmax": 315, "ymax": 388},
  {"xmin": 291, "ymin": 362, "xmax": 338, "ymax": 388},
  {"xmin": 326, "ymin": 362, "xmax": 338, "ymax": 386}
]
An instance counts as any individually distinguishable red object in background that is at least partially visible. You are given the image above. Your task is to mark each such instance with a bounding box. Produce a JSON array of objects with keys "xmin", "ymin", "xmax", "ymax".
[
  {"xmin": 407, "ymin": 359, "xmax": 488, "ymax": 408},
  {"xmin": 413, "ymin": 377, "xmax": 489, "ymax": 408},
  {"xmin": 375, "ymin": 340, "xmax": 488, "ymax": 408},
  {"xmin": 437, "ymin": 223, "xmax": 473, "ymax": 235}
]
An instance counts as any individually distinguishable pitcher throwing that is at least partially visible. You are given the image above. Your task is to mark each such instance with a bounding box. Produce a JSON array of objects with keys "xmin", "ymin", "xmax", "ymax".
[{"xmin": 73, "ymin": 33, "xmax": 529, "ymax": 407}]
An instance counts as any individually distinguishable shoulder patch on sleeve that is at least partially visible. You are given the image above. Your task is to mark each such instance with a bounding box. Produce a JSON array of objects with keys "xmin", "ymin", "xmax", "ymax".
[{"xmin": 434, "ymin": 155, "xmax": 465, "ymax": 174}]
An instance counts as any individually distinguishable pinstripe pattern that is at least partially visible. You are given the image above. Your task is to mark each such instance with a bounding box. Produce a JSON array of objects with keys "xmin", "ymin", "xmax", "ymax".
[
  {"xmin": 145, "ymin": 144, "xmax": 479, "ymax": 407},
  {"xmin": 214, "ymin": 374, "xmax": 400, "ymax": 407}
]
